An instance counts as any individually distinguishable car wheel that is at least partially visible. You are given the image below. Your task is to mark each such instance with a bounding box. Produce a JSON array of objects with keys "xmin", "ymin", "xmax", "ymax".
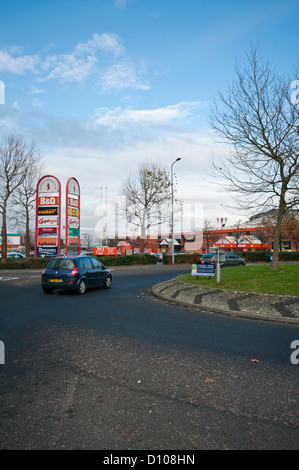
[
  {"xmin": 77, "ymin": 279, "xmax": 86, "ymax": 295},
  {"xmin": 104, "ymin": 275, "xmax": 112, "ymax": 289},
  {"xmin": 42, "ymin": 287, "xmax": 53, "ymax": 294}
]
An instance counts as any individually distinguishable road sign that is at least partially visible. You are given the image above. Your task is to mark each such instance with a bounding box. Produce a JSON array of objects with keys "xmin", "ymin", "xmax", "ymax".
[{"xmin": 192, "ymin": 264, "xmax": 215, "ymax": 277}]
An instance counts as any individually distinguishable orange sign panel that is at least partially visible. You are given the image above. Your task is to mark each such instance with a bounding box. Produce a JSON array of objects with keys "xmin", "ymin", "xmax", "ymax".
[
  {"xmin": 38, "ymin": 196, "xmax": 59, "ymax": 206},
  {"xmin": 37, "ymin": 237, "xmax": 58, "ymax": 246},
  {"xmin": 93, "ymin": 247, "xmax": 118, "ymax": 256}
]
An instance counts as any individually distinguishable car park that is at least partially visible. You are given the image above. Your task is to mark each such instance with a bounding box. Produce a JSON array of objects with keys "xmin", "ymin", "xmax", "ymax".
[
  {"xmin": 41, "ymin": 255, "xmax": 112, "ymax": 294},
  {"xmin": 200, "ymin": 252, "xmax": 246, "ymax": 267}
]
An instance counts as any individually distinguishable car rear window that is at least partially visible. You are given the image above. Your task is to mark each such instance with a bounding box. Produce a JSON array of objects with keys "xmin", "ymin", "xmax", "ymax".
[{"xmin": 47, "ymin": 259, "xmax": 76, "ymax": 270}]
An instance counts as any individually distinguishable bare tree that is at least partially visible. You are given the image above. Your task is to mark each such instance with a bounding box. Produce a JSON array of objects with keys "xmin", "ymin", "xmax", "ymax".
[
  {"xmin": 202, "ymin": 218, "xmax": 216, "ymax": 253},
  {"xmin": 12, "ymin": 152, "xmax": 44, "ymax": 257},
  {"xmin": 121, "ymin": 161, "xmax": 173, "ymax": 253},
  {"xmin": 0, "ymin": 132, "xmax": 42, "ymax": 261},
  {"xmin": 232, "ymin": 219, "xmax": 243, "ymax": 252},
  {"xmin": 210, "ymin": 48, "xmax": 299, "ymax": 269}
]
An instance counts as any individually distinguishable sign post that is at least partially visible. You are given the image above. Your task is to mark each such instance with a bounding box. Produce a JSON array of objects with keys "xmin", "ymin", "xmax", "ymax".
[
  {"xmin": 35, "ymin": 175, "xmax": 61, "ymax": 257},
  {"xmin": 210, "ymin": 247, "xmax": 226, "ymax": 283},
  {"xmin": 65, "ymin": 178, "xmax": 80, "ymax": 256}
]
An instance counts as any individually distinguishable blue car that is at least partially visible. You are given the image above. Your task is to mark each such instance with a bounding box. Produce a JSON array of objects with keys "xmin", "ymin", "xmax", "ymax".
[{"xmin": 41, "ymin": 255, "xmax": 112, "ymax": 294}]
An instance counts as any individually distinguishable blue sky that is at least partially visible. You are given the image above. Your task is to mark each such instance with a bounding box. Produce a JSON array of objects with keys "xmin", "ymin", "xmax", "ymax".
[{"xmin": 0, "ymin": 0, "xmax": 298, "ymax": 239}]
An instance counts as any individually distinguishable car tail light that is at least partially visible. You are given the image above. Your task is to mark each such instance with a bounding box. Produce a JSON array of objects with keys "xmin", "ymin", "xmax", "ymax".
[
  {"xmin": 42, "ymin": 268, "xmax": 46, "ymax": 274},
  {"xmin": 211, "ymin": 258, "xmax": 214, "ymax": 263},
  {"xmin": 71, "ymin": 267, "xmax": 79, "ymax": 276}
]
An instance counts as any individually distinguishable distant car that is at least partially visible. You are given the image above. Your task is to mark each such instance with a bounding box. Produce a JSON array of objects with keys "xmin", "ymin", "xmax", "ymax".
[
  {"xmin": 150, "ymin": 253, "xmax": 163, "ymax": 262},
  {"xmin": 41, "ymin": 255, "xmax": 112, "ymax": 294},
  {"xmin": 7, "ymin": 252, "xmax": 26, "ymax": 259},
  {"xmin": 200, "ymin": 252, "xmax": 246, "ymax": 267}
]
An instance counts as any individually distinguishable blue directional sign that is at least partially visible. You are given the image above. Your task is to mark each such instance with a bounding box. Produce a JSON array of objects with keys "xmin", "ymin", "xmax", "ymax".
[{"xmin": 192, "ymin": 263, "xmax": 215, "ymax": 277}]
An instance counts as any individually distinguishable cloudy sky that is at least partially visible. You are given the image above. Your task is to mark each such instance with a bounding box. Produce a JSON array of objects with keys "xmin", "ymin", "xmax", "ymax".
[{"xmin": 0, "ymin": 0, "xmax": 298, "ymax": 240}]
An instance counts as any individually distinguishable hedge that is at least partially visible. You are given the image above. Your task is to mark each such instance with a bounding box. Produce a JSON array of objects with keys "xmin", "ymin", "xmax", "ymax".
[
  {"xmin": 0, "ymin": 253, "xmax": 157, "ymax": 269},
  {"xmin": 235, "ymin": 251, "xmax": 299, "ymax": 262},
  {"xmin": 96, "ymin": 254, "xmax": 157, "ymax": 266},
  {"xmin": 162, "ymin": 254, "xmax": 202, "ymax": 265},
  {"xmin": 1, "ymin": 251, "xmax": 298, "ymax": 269},
  {"xmin": 0, "ymin": 257, "xmax": 49, "ymax": 270},
  {"xmin": 162, "ymin": 251, "xmax": 299, "ymax": 264}
]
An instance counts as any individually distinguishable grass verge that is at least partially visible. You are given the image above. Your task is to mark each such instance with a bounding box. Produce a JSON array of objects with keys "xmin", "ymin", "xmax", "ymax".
[{"xmin": 178, "ymin": 264, "xmax": 299, "ymax": 296}]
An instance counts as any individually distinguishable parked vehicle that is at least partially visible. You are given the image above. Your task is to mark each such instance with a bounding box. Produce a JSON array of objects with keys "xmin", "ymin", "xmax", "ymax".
[
  {"xmin": 0, "ymin": 252, "xmax": 26, "ymax": 259},
  {"xmin": 41, "ymin": 255, "xmax": 112, "ymax": 294},
  {"xmin": 150, "ymin": 253, "xmax": 163, "ymax": 262},
  {"xmin": 200, "ymin": 252, "xmax": 246, "ymax": 267}
]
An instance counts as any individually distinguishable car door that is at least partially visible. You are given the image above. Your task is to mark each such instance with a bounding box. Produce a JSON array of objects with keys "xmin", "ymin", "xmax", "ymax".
[
  {"xmin": 227, "ymin": 253, "xmax": 240, "ymax": 266},
  {"xmin": 81, "ymin": 256, "xmax": 96, "ymax": 287},
  {"xmin": 225, "ymin": 253, "xmax": 235, "ymax": 266},
  {"xmin": 91, "ymin": 257, "xmax": 105, "ymax": 287}
]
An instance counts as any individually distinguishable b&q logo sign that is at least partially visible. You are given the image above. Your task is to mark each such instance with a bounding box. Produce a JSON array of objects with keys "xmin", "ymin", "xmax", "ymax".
[{"xmin": 38, "ymin": 196, "xmax": 58, "ymax": 206}]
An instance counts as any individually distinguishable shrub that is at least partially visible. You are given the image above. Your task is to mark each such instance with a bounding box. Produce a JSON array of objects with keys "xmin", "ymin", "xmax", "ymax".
[
  {"xmin": 0, "ymin": 257, "xmax": 49, "ymax": 269},
  {"xmin": 162, "ymin": 251, "xmax": 299, "ymax": 264},
  {"xmin": 162, "ymin": 254, "xmax": 202, "ymax": 265},
  {"xmin": 235, "ymin": 251, "xmax": 299, "ymax": 262},
  {"xmin": 96, "ymin": 254, "xmax": 157, "ymax": 266}
]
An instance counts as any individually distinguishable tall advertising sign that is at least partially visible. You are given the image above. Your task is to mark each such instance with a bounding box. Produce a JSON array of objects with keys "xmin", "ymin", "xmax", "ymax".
[
  {"xmin": 35, "ymin": 175, "xmax": 61, "ymax": 257},
  {"xmin": 65, "ymin": 177, "xmax": 80, "ymax": 256}
]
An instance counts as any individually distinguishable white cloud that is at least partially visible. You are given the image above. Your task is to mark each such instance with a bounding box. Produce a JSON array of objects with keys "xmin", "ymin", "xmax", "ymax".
[
  {"xmin": 40, "ymin": 32, "xmax": 123, "ymax": 83},
  {"xmin": 74, "ymin": 33, "xmax": 124, "ymax": 57},
  {"xmin": 0, "ymin": 49, "xmax": 39, "ymax": 74},
  {"xmin": 27, "ymin": 86, "xmax": 45, "ymax": 95},
  {"xmin": 98, "ymin": 59, "xmax": 150, "ymax": 92},
  {"xmin": 40, "ymin": 53, "xmax": 97, "ymax": 83},
  {"xmin": 0, "ymin": 33, "xmax": 147, "ymax": 92},
  {"xmin": 94, "ymin": 102, "xmax": 200, "ymax": 127}
]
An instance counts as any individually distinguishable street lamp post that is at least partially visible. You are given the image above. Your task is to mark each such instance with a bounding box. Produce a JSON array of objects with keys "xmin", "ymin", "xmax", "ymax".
[{"xmin": 171, "ymin": 157, "xmax": 181, "ymax": 265}]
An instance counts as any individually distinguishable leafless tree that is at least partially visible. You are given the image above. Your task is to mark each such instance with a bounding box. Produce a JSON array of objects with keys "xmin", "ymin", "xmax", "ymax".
[
  {"xmin": 0, "ymin": 132, "xmax": 42, "ymax": 261},
  {"xmin": 210, "ymin": 48, "xmax": 299, "ymax": 269},
  {"xmin": 232, "ymin": 219, "xmax": 243, "ymax": 252},
  {"xmin": 121, "ymin": 161, "xmax": 174, "ymax": 253},
  {"xmin": 12, "ymin": 153, "xmax": 44, "ymax": 257},
  {"xmin": 202, "ymin": 218, "xmax": 216, "ymax": 253}
]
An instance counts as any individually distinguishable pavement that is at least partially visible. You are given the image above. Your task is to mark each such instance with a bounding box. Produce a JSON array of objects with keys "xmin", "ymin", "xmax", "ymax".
[{"xmin": 151, "ymin": 277, "xmax": 299, "ymax": 325}]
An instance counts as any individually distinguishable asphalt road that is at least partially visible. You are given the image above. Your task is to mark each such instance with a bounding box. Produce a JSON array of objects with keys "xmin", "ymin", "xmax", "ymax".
[{"xmin": 0, "ymin": 264, "xmax": 298, "ymax": 451}]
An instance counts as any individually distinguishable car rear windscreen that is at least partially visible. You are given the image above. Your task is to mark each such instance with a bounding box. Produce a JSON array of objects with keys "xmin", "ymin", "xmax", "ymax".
[{"xmin": 47, "ymin": 259, "xmax": 76, "ymax": 270}]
